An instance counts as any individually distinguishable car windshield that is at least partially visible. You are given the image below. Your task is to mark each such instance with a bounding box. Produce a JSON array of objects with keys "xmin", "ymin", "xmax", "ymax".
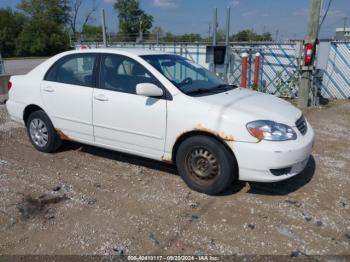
[{"xmin": 141, "ymin": 54, "xmax": 234, "ymax": 96}]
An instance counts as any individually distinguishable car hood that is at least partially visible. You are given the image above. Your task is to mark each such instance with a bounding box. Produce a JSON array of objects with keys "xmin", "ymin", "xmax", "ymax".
[{"xmin": 195, "ymin": 88, "xmax": 302, "ymax": 126}]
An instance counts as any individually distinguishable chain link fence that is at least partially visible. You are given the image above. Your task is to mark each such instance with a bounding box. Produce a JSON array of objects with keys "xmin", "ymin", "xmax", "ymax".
[
  {"xmin": 74, "ymin": 40, "xmax": 350, "ymax": 99},
  {"xmin": 227, "ymin": 43, "xmax": 302, "ymax": 98}
]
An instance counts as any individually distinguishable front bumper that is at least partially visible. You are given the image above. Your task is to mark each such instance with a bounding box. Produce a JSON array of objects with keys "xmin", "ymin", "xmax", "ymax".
[{"xmin": 232, "ymin": 123, "xmax": 315, "ymax": 183}]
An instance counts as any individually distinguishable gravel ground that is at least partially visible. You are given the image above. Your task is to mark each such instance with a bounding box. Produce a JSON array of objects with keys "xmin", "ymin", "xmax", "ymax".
[{"xmin": 0, "ymin": 101, "xmax": 349, "ymax": 257}]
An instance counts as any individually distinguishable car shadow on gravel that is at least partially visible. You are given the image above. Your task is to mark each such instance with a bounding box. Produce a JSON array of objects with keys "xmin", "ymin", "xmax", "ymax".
[
  {"xmin": 246, "ymin": 156, "xmax": 316, "ymax": 196},
  {"xmin": 58, "ymin": 142, "xmax": 178, "ymax": 175},
  {"xmin": 57, "ymin": 142, "xmax": 315, "ymax": 196}
]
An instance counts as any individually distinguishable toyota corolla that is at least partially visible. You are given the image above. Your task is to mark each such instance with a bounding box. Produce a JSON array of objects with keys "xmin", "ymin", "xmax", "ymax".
[{"xmin": 6, "ymin": 49, "xmax": 314, "ymax": 194}]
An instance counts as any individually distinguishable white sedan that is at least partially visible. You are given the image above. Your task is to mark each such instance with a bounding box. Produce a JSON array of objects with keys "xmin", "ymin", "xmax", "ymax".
[{"xmin": 6, "ymin": 49, "xmax": 314, "ymax": 194}]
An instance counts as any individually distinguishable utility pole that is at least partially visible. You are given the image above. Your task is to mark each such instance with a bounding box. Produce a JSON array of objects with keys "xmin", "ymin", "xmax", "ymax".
[
  {"xmin": 212, "ymin": 8, "xmax": 217, "ymax": 46},
  {"xmin": 225, "ymin": 7, "xmax": 231, "ymax": 81},
  {"xmin": 208, "ymin": 23, "xmax": 212, "ymax": 42},
  {"xmin": 297, "ymin": 0, "xmax": 322, "ymax": 109},
  {"xmin": 344, "ymin": 16, "xmax": 347, "ymax": 31},
  {"xmin": 225, "ymin": 7, "xmax": 231, "ymax": 45},
  {"xmin": 212, "ymin": 7, "xmax": 218, "ymax": 73},
  {"xmin": 139, "ymin": 19, "xmax": 143, "ymax": 43},
  {"xmin": 101, "ymin": 8, "xmax": 107, "ymax": 47}
]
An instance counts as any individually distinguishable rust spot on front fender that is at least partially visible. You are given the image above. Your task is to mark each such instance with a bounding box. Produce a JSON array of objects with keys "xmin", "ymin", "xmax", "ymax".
[
  {"xmin": 55, "ymin": 129, "xmax": 73, "ymax": 141},
  {"xmin": 192, "ymin": 124, "xmax": 235, "ymax": 142}
]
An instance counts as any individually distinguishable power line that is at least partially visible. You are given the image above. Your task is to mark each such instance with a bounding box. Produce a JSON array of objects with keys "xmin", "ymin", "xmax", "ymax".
[{"xmin": 319, "ymin": 0, "xmax": 333, "ymax": 30}]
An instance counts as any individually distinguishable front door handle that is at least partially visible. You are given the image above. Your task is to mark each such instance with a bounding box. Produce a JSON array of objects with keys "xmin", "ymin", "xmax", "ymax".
[
  {"xmin": 94, "ymin": 94, "xmax": 109, "ymax": 102},
  {"xmin": 43, "ymin": 86, "xmax": 54, "ymax": 92}
]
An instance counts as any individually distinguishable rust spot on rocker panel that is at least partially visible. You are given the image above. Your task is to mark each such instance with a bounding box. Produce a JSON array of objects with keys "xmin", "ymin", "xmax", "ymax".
[
  {"xmin": 161, "ymin": 156, "xmax": 173, "ymax": 164},
  {"xmin": 192, "ymin": 124, "xmax": 235, "ymax": 142},
  {"xmin": 55, "ymin": 129, "xmax": 73, "ymax": 141}
]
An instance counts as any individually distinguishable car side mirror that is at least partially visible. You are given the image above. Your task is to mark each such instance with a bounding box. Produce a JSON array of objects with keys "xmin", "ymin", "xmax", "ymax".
[{"xmin": 136, "ymin": 83, "xmax": 163, "ymax": 97}]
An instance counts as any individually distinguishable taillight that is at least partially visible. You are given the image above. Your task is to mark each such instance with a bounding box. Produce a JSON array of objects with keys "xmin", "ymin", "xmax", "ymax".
[
  {"xmin": 304, "ymin": 43, "xmax": 315, "ymax": 66},
  {"xmin": 7, "ymin": 81, "xmax": 12, "ymax": 91}
]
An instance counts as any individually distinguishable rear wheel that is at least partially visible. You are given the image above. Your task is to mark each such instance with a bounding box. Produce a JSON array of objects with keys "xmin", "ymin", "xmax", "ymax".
[
  {"xmin": 26, "ymin": 110, "xmax": 62, "ymax": 153},
  {"xmin": 176, "ymin": 135, "xmax": 237, "ymax": 195}
]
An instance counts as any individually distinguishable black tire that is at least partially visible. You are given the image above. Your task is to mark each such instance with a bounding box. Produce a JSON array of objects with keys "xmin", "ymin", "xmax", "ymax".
[
  {"xmin": 26, "ymin": 110, "xmax": 62, "ymax": 153},
  {"xmin": 176, "ymin": 135, "xmax": 237, "ymax": 195}
]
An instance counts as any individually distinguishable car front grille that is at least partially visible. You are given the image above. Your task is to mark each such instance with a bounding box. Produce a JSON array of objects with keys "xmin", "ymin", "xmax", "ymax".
[{"xmin": 296, "ymin": 115, "xmax": 307, "ymax": 135}]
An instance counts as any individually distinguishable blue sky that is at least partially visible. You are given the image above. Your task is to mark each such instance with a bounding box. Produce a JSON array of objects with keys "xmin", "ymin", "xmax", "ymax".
[{"xmin": 1, "ymin": 0, "xmax": 349, "ymax": 39}]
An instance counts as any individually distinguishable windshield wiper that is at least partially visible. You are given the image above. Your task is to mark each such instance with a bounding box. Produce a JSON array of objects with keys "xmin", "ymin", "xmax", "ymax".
[
  {"xmin": 185, "ymin": 88, "xmax": 213, "ymax": 95},
  {"xmin": 185, "ymin": 84, "xmax": 237, "ymax": 95},
  {"xmin": 186, "ymin": 85, "xmax": 231, "ymax": 95},
  {"xmin": 212, "ymin": 84, "xmax": 236, "ymax": 91}
]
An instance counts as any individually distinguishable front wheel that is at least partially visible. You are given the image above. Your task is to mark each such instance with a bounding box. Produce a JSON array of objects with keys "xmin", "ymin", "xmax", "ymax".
[
  {"xmin": 26, "ymin": 110, "xmax": 62, "ymax": 153},
  {"xmin": 176, "ymin": 135, "xmax": 237, "ymax": 195}
]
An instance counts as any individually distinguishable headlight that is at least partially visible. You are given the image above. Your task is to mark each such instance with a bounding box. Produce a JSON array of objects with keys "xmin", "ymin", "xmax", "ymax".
[{"xmin": 246, "ymin": 120, "xmax": 297, "ymax": 141}]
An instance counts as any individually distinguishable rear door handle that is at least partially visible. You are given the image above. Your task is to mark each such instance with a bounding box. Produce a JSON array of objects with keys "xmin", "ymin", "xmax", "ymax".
[
  {"xmin": 43, "ymin": 86, "xmax": 54, "ymax": 92},
  {"xmin": 94, "ymin": 94, "xmax": 109, "ymax": 102}
]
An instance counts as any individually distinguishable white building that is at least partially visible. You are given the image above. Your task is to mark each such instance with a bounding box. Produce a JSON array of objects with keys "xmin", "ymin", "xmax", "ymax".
[{"xmin": 335, "ymin": 27, "xmax": 350, "ymax": 41}]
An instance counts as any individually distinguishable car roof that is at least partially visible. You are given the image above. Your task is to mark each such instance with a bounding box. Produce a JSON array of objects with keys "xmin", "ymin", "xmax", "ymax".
[{"xmin": 68, "ymin": 48, "xmax": 170, "ymax": 57}]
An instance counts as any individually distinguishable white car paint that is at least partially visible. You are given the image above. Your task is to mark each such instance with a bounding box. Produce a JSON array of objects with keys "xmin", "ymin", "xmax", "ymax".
[
  {"xmin": 41, "ymin": 79, "xmax": 94, "ymax": 143},
  {"xmin": 92, "ymin": 85, "xmax": 167, "ymax": 158},
  {"xmin": 6, "ymin": 48, "xmax": 314, "ymax": 183}
]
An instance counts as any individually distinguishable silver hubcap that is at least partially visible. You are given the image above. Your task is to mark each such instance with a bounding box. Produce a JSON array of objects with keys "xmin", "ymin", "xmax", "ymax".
[
  {"xmin": 186, "ymin": 148, "xmax": 219, "ymax": 182},
  {"xmin": 29, "ymin": 118, "xmax": 48, "ymax": 147}
]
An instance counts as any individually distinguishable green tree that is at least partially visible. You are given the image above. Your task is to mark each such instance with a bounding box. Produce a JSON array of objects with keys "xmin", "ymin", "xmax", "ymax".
[
  {"xmin": 68, "ymin": 0, "xmax": 98, "ymax": 39},
  {"xmin": 259, "ymin": 32, "xmax": 272, "ymax": 41},
  {"xmin": 82, "ymin": 24, "xmax": 102, "ymax": 41},
  {"xmin": 178, "ymin": 33, "xmax": 203, "ymax": 42},
  {"xmin": 0, "ymin": 8, "xmax": 26, "ymax": 57},
  {"xmin": 231, "ymin": 30, "xmax": 255, "ymax": 42},
  {"xmin": 152, "ymin": 26, "xmax": 163, "ymax": 36},
  {"xmin": 16, "ymin": 0, "xmax": 71, "ymax": 56},
  {"xmin": 114, "ymin": 0, "xmax": 153, "ymax": 42},
  {"xmin": 151, "ymin": 26, "xmax": 163, "ymax": 38},
  {"xmin": 160, "ymin": 32, "xmax": 203, "ymax": 43},
  {"xmin": 230, "ymin": 30, "xmax": 272, "ymax": 42},
  {"xmin": 216, "ymin": 29, "xmax": 226, "ymax": 43},
  {"xmin": 162, "ymin": 32, "xmax": 175, "ymax": 42},
  {"xmin": 18, "ymin": 0, "xmax": 70, "ymax": 24},
  {"xmin": 148, "ymin": 26, "xmax": 163, "ymax": 42}
]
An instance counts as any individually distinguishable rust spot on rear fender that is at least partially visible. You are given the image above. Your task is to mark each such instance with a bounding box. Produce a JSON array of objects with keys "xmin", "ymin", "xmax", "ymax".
[{"xmin": 55, "ymin": 129, "xmax": 73, "ymax": 141}]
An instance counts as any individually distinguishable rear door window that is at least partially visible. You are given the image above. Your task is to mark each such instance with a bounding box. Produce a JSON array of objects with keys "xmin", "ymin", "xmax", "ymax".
[{"xmin": 45, "ymin": 54, "xmax": 97, "ymax": 87}]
